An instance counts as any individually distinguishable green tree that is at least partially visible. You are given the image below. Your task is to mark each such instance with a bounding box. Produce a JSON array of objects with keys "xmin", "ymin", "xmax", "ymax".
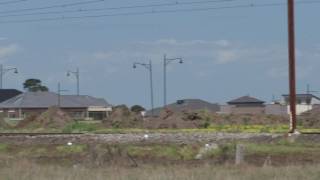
[
  {"xmin": 23, "ymin": 79, "xmax": 49, "ymax": 92},
  {"xmin": 130, "ymin": 105, "xmax": 146, "ymax": 113}
]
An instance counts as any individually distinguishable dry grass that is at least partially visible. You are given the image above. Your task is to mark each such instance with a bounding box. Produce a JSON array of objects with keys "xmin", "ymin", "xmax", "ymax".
[{"xmin": 0, "ymin": 160, "xmax": 320, "ymax": 180}]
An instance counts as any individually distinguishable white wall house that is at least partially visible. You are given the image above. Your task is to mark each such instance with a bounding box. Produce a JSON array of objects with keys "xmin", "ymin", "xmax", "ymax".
[{"xmin": 282, "ymin": 94, "xmax": 320, "ymax": 115}]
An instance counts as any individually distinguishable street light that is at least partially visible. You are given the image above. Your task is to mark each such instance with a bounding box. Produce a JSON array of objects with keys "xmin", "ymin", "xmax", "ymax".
[
  {"xmin": 67, "ymin": 68, "xmax": 80, "ymax": 96},
  {"xmin": 133, "ymin": 60, "xmax": 154, "ymax": 116},
  {"xmin": 0, "ymin": 64, "xmax": 18, "ymax": 89},
  {"xmin": 163, "ymin": 54, "xmax": 183, "ymax": 107},
  {"xmin": 57, "ymin": 82, "xmax": 68, "ymax": 108}
]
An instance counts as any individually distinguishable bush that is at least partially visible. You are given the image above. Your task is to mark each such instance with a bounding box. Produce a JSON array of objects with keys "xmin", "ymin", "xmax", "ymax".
[{"xmin": 130, "ymin": 105, "xmax": 145, "ymax": 113}]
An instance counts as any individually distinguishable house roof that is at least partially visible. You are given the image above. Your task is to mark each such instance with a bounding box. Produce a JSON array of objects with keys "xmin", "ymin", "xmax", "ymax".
[
  {"xmin": 146, "ymin": 99, "xmax": 220, "ymax": 116},
  {"xmin": 0, "ymin": 91, "xmax": 110, "ymax": 109},
  {"xmin": 282, "ymin": 94, "xmax": 320, "ymax": 101},
  {"xmin": 227, "ymin": 96, "xmax": 265, "ymax": 105},
  {"xmin": 0, "ymin": 89, "xmax": 22, "ymax": 103}
]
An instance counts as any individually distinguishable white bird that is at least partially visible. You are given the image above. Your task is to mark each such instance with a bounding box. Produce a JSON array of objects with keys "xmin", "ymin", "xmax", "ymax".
[
  {"xmin": 67, "ymin": 142, "xmax": 73, "ymax": 146},
  {"xmin": 144, "ymin": 134, "xmax": 149, "ymax": 139}
]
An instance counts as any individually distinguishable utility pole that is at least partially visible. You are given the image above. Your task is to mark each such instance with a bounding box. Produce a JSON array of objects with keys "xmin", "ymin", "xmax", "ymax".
[
  {"xmin": 163, "ymin": 54, "xmax": 183, "ymax": 108},
  {"xmin": 287, "ymin": 0, "xmax": 297, "ymax": 133},
  {"xmin": 133, "ymin": 60, "xmax": 154, "ymax": 116},
  {"xmin": 0, "ymin": 64, "xmax": 18, "ymax": 89},
  {"xmin": 306, "ymin": 84, "xmax": 318, "ymax": 94},
  {"xmin": 67, "ymin": 68, "xmax": 80, "ymax": 96}
]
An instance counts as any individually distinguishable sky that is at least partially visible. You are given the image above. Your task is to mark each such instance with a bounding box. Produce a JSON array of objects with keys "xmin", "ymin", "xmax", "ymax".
[{"xmin": 0, "ymin": 0, "xmax": 319, "ymax": 109}]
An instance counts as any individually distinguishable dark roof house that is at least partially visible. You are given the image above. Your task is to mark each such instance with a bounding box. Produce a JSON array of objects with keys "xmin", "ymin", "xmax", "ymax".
[
  {"xmin": 0, "ymin": 89, "xmax": 22, "ymax": 103},
  {"xmin": 227, "ymin": 96, "xmax": 265, "ymax": 106},
  {"xmin": 146, "ymin": 99, "xmax": 220, "ymax": 116},
  {"xmin": 0, "ymin": 91, "xmax": 110, "ymax": 109},
  {"xmin": 0, "ymin": 91, "xmax": 111, "ymax": 120},
  {"xmin": 221, "ymin": 96, "xmax": 266, "ymax": 114},
  {"xmin": 282, "ymin": 94, "xmax": 320, "ymax": 105}
]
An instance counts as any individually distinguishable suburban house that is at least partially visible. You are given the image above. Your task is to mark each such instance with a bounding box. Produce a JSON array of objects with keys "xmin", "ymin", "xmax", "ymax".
[
  {"xmin": 220, "ymin": 96, "xmax": 266, "ymax": 114},
  {"xmin": 146, "ymin": 99, "xmax": 220, "ymax": 117},
  {"xmin": 282, "ymin": 94, "xmax": 320, "ymax": 115},
  {"xmin": 0, "ymin": 89, "xmax": 22, "ymax": 103},
  {"xmin": 0, "ymin": 91, "xmax": 112, "ymax": 120}
]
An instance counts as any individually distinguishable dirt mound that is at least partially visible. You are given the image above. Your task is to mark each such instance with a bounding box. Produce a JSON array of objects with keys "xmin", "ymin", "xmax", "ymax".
[
  {"xmin": 17, "ymin": 106, "xmax": 74, "ymax": 129},
  {"xmin": 144, "ymin": 109, "xmax": 207, "ymax": 129},
  {"xmin": 103, "ymin": 105, "xmax": 143, "ymax": 128},
  {"xmin": 144, "ymin": 109, "xmax": 290, "ymax": 129},
  {"xmin": 0, "ymin": 113, "xmax": 11, "ymax": 129},
  {"xmin": 15, "ymin": 113, "xmax": 38, "ymax": 129},
  {"xmin": 299, "ymin": 108, "xmax": 320, "ymax": 128}
]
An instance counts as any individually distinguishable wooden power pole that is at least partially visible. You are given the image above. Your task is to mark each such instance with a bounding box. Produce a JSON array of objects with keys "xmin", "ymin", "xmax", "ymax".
[{"xmin": 287, "ymin": 0, "xmax": 297, "ymax": 133}]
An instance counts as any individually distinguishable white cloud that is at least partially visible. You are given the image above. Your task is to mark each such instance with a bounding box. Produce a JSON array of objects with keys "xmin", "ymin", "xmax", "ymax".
[
  {"xmin": 215, "ymin": 50, "xmax": 238, "ymax": 64},
  {"xmin": 66, "ymin": 39, "xmax": 319, "ymax": 79},
  {"xmin": 0, "ymin": 44, "xmax": 19, "ymax": 58},
  {"xmin": 93, "ymin": 52, "xmax": 113, "ymax": 60}
]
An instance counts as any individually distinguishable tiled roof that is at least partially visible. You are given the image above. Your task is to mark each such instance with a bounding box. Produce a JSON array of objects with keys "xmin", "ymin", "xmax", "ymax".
[
  {"xmin": 0, "ymin": 91, "xmax": 110, "ymax": 108},
  {"xmin": 227, "ymin": 96, "xmax": 265, "ymax": 104},
  {"xmin": 282, "ymin": 94, "xmax": 320, "ymax": 101},
  {"xmin": 0, "ymin": 89, "xmax": 22, "ymax": 103}
]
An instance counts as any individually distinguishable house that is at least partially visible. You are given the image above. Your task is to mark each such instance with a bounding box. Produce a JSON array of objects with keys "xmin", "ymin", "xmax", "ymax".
[
  {"xmin": 0, "ymin": 91, "xmax": 112, "ymax": 120},
  {"xmin": 282, "ymin": 94, "xmax": 320, "ymax": 115},
  {"xmin": 220, "ymin": 96, "xmax": 266, "ymax": 114},
  {"xmin": 0, "ymin": 89, "xmax": 22, "ymax": 103},
  {"xmin": 146, "ymin": 99, "xmax": 220, "ymax": 117}
]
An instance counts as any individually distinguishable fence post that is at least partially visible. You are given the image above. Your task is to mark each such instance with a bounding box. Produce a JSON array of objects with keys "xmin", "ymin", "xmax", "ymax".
[{"xmin": 235, "ymin": 144, "xmax": 245, "ymax": 165}]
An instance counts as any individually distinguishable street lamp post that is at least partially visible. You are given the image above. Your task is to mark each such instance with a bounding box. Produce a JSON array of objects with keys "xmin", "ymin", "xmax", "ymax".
[
  {"xmin": 67, "ymin": 68, "xmax": 80, "ymax": 96},
  {"xmin": 133, "ymin": 60, "xmax": 154, "ymax": 116},
  {"xmin": 0, "ymin": 64, "xmax": 18, "ymax": 89},
  {"xmin": 163, "ymin": 54, "xmax": 183, "ymax": 107},
  {"xmin": 57, "ymin": 82, "xmax": 68, "ymax": 108}
]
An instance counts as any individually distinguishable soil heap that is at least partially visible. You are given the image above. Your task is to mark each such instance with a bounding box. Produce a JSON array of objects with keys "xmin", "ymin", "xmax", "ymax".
[
  {"xmin": 0, "ymin": 113, "xmax": 10, "ymax": 129},
  {"xmin": 16, "ymin": 106, "xmax": 73, "ymax": 129},
  {"xmin": 103, "ymin": 105, "xmax": 144, "ymax": 128},
  {"xmin": 299, "ymin": 107, "xmax": 320, "ymax": 128},
  {"xmin": 144, "ymin": 109, "xmax": 290, "ymax": 129}
]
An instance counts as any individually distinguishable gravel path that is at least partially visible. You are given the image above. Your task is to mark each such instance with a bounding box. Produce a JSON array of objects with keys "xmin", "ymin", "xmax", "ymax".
[{"xmin": 0, "ymin": 133, "xmax": 286, "ymax": 145}]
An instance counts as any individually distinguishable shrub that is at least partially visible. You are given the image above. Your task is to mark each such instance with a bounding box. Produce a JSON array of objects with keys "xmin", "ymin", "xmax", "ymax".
[{"xmin": 130, "ymin": 105, "xmax": 146, "ymax": 113}]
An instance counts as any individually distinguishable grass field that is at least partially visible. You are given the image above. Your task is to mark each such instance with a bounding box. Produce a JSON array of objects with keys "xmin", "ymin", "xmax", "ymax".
[
  {"xmin": 0, "ymin": 162, "xmax": 320, "ymax": 180},
  {"xmin": 0, "ymin": 138, "xmax": 320, "ymax": 179}
]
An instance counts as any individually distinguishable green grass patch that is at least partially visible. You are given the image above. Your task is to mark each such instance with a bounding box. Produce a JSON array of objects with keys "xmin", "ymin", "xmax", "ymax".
[
  {"xmin": 0, "ymin": 144, "xmax": 8, "ymax": 152},
  {"xmin": 62, "ymin": 122, "xmax": 99, "ymax": 133},
  {"xmin": 244, "ymin": 142, "xmax": 320, "ymax": 155},
  {"xmin": 127, "ymin": 144, "xmax": 200, "ymax": 160},
  {"xmin": 56, "ymin": 144, "xmax": 87, "ymax": 155}
]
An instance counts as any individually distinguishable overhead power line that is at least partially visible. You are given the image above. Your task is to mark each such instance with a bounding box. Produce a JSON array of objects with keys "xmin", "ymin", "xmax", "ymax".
[
  {"xmin": 0, "ymin": 0, "xmax": 319, "ymax": 24},
  {"xmin": 0, "ymin": 0, "xmax": 26, "ymax": 5},
  {"xmin": 0, "ymin": 0, "xmax": 105, "ymax": 14},
  {"xmin": 0, "ymin": 0, "xmax": 237, "ymax": 18}
]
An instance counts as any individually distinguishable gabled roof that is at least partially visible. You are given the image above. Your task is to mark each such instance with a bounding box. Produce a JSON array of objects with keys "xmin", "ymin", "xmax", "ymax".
[
  {"xmin": 0, "ymin": 91, "xmax": 110, "ymax": 109},
  {"xmin": 0, "ymin": 89, "xmax": 22, "ymax": 103},
  {"xmin": 227, "ymin": 96, "xmax": 265, "ymax": 105},
  {"xmin": 146, "ymin": 99, "xmax": 220, "ymax": 116},
  {"xmin": 282, "ymin": 94, "xmax": 320, "ymax": 101}
]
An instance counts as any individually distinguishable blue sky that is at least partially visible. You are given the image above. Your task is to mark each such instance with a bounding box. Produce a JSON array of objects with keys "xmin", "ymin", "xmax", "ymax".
[{"xmin": 0, "ymin": 0, "xmax": 319, "ymax": 108}]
